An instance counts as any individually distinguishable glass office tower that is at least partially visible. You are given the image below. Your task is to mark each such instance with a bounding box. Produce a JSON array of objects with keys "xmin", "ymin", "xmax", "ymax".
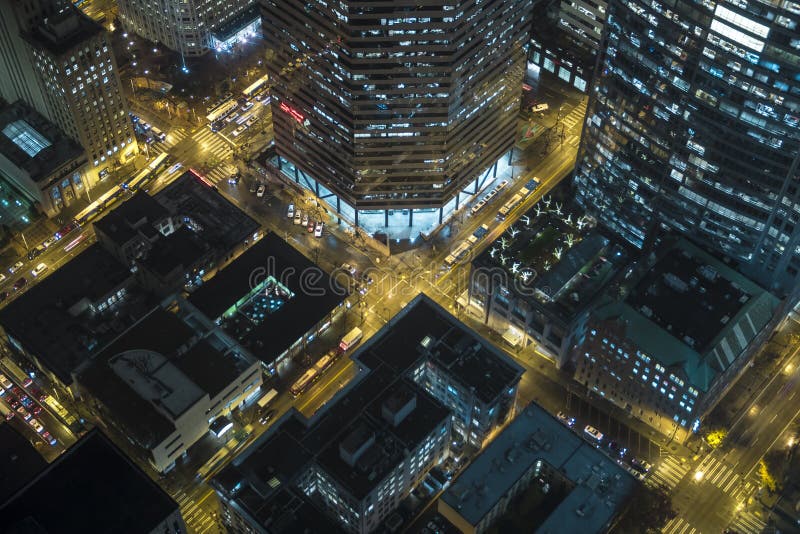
[
  {"xmin": 576, "ymin": 0, "xmax": 800, "ymax": 294},
  {"xmin": 261, "ymin": 0, "xmax": 531, "ymax": 231}
]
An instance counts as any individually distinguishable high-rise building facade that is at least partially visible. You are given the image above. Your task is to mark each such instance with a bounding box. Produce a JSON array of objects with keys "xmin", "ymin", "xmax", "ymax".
[
  {"xmin": 25, "ymin": 8, "xmax": 137, "ymax": 170},
  {"xmin": 117, "ymin": 0, "xmax": 259, "ymax": 58},
  {"xmin": 261, "ymin": 0, "xmax": 531, "ymax": 231},
  {"xmin": 575, "ymin": 0, "xmax": 800, "ymax": 295},
  {"xmin": 0, "ymin": 0, "xmax": 67, "ymax": 120}
]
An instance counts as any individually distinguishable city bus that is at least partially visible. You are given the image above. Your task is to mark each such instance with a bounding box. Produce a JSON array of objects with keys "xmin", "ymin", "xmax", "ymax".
[
  {"xmin": 257, "ymin": 388, "xmax": 278, "ymax": 409},
  {"xmin": 290, "ymin": 368, "xmax": 319, "ymax": 397},
  {"xmin": 497, "ymin": 193, "xmax": 523, "ymax": 221},
  {"xmin": 150, "ymin": 125, "xmax": 166, "ymax": 142},
  {"xmin": 242, "ymin": 74, "xmax": 269, "ymax": 98},
  {"xmin": 444, "ymin": 240, "xmax": 472, "ymax": 268},
  {"xmin": 338, "ymin": 327, "xmax": 363, "ymax": 353},
  {"xmin": 314, "ymin": 353, "xmax": 334, "ymax": 374},
  {"xmin": 124, "ymin": 153, "xmax": 169, "ymax": 192},
  {"xmin": 206, "ymin": 99, "xmax": 238, "ymax": 123}
]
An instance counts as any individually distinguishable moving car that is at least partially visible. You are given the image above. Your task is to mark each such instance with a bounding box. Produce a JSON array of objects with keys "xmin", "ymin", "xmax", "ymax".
[
  {"xmin": 29, "ymin": 418, "xmax": 44, "ymax": 433},
  {"xmin": 314, "ymin": 221, "xmax": 324, "ymax": 237},
  {"xmin": 259, "ymin": 409, "xmax": 276, "ymax": 425},
  {"xmin": 31, "ymin": 263, "xmax": 48, "ymax": 277},
  {"xmin": 556, "ymin": 411, "xmax": 576, "ymax": 427},
  {"xmin": 341, "ymin": 263, "xmax": 357, "ymax": 276},
  {"xmin": 9, "ymin": 261, "xmax": 24, "ymax": 274},
  {"xmin": 584, "ymin": 425, "xmax": 604, "ymax": 442},
  {"xmin": 42, "ymin": 431, "xmax": 57, "ymax": 446},
  {"xmin": 27, "ymin": 245, "xmax": 46, "ymax": 260},
  {"xmin": 286, "ymin": 203, "xmax": 295, "ymax": 218},
  {"xmin": 16, "ymin": 406, "xmax": 31, "ymax": 420},
  {"xmin": 256, "ymin": 184, "xmax": 266, "ymax": 198}
]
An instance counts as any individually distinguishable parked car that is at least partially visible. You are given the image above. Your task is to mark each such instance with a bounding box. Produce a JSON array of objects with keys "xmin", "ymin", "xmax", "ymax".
[
  {"xmin": 256, "ymin": 184, "xmax": 266, "ymax": 198},
  {"xmin": 259, "ymin": 409, "xmax": 276, "ymax": 425},
  {"xmin": 301, "ymin": 213, "xmax": 309, "ymax": 227},
  {"xmin": 232, "ymin": 124, "xmax": 247, "ymax": 137},
  {"xmin": 42, "ymin": 236, "xmax": 58, "ymax": 248},
  {"xmin": 341, "ymin": 263, "xmax": 357, "ymax": 276},
  {"xmin": 13, "ymin": 278, "xmax": 27, "ymax": 291},
  {"xmin": 27, "ymin": 246, "xmax": 45, "ymax": 260},
  {"xmin": 314, "ymin": 221, "xmax": 324, "ymax": 237},
  {"xmin": 294, "ymin": 210, "xmax": 302, "ymax": 225},
  {"xmin": 584, "ymin": 425, "xmax": 604, "ymax": 442},
  {"xmin": 9, "ymin": 261, "xmax": 24, "ymax": 274},
  {"xmin": 307, "ymin": 219, "xmax": 315, "ymax": 232},
  {"xmin": 287, "ymin": 203, "xmax": 295, "ymax": 218}
]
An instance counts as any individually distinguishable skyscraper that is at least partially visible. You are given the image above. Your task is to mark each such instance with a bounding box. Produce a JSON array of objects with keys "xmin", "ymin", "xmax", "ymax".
[
  {"xmin": 0, "ymin": 2, "xmax": 136, "ymax": 176},
  {"xmin": 261, "ymin": 0, "xmax": 531, "ymax": 233},
  {"xmin": 575, "ymin": 0, "xmax": 800, "ymax": 295},
  {"xmin": 0, "ymin": 0, "xmax": 67, "ymax": 118},
  {"xmin": 25, "ymin": 7, "xmax": 137, "ymax": 172},
  {"xmin": 117, "ymin": 0, "xmax": 260, "ymax": 58}
]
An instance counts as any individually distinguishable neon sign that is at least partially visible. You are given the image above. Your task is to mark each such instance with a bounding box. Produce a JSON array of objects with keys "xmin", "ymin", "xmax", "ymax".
[{"xmin": 280, "ymin": 102, "xmax": 305, "ymax": 124}]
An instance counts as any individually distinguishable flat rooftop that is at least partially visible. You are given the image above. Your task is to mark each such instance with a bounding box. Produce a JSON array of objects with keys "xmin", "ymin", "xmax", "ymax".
[
  {"xmin": 93, "ymin": 191, "xmax": 168, "ymax": 246},
  {"xmin": 626, "ymin": 241, "xmax": 755, "ymax": 352},
  {"xmin": 355, "ymin": 294, "xmax": 523, "ymax": 404},
  {"xmin": 79, "ymin": 307, "xmax": 251, "ymax": 447},
  {"xmin": 0, "ymin": 244, "xmax": 138, "ymax": 385},
  {"xmin": 472, "ymin": 199, "xmax": 623, "ymax": 323},
  {"xmin": 0, "ymin": 424, "xmax": 47, "ymax": 504},
  {"xmin": 0, "ymin": 101, "xmax": 86, "ymax": 184},
  {"xmin": 440, "ymin": 402, "xmax": 635, "ymax": 533},
  {"xmin": 0, "ymin": 429, "xmax": 179, "ymax": 533},
  {"xmin": 26, "ymin": 7, "xmax": 104, "ymax": 55},
  {"xmin": 155, "ymin": 171, "xmax": 259, "ymax": 257},
  {"xmin": 188, "ymin": 233, "xmax": 346, "ymax": 364}
]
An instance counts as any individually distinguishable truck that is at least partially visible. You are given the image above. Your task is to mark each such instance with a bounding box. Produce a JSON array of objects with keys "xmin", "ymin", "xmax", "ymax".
[
  {"xmin": 339, "ymin": 327, "xmax": 363, "ymax": 353},
  {"xmin": 257, "ymin": 388, "xmax": 278, "ymax": 409}
]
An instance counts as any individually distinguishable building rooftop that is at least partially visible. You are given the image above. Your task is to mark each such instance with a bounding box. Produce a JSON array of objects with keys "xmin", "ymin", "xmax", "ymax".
[
  {"xmin": 0, "ymin": 424, "xmax": 47, "ymax": 505},
  {"xmin": 440, "ymin": 402, "xmax": 635, "ymax": 533},
  {"xmin": 0, "ymin": 244, "xmax": 138, "ymax": 385},
  {"xmin": 594, "ymin": 239, "xmax": 780, "ymax": 392},
  {"xmin": 626, "ymin": 240, "xmax": 760, "ymax": 352},
  {"xmin": 355, "ymin": 294, "xmax": 523, "ymax": 404},
  {"xmin": 78, "ymin": 307, "xmax": 253, "ymax": 447},
  {"xmin": 93, "ymin": 191, "xmax": 168, "ymax": 246},
  {"xmin": 188, "ymin": 233, "xmax": 346, "ymax": 364},
  {"xmin": 0, "ymin": 429, "xmax": 180, "ymax": 533},
  {"xmin": 26, "ymin": 7, "xmax": 104, "ymax": 55},
  {"xmin": 472, "ymin": 199, "xmax": 624, "ymax": 324},
  {"xmin": 0, "ymin": 101, "xmax": 86, "ymax": 184},
  {"xmin": 155, "ymin": 171, "xmax": 259, "ymax": 257},
  {"xmin": 139, "ymin": 226, "xmax": 207, "ymax": 278}
]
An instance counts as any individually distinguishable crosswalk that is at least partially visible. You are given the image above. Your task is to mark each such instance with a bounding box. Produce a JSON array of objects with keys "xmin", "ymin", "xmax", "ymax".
[
  {"xmin": 695, "ymin": 455, "xmax": 745, "ymax": 496},
  {"xmin": 193, "ymin": 127, "xmax": 234, "ymax": 162},
  {"xmin": 647, "ymin": 454, "xmax": 690, "ymax": 491},
  {"xmin": 204, "ymin": 165, "xmax": 235, "ymax": 185},
  {"xmin": 175, "ymin": 489, "xmax": 218, "ymax": 534},
  {"xmin": 560, "ymin": 99, "xmax": 588, "ymax": 131},
  {"xmin": 726, "ymin": 511, "xmax": 766, "ymax": 534},
  {"xmin": 662, "ymin": 516, "xmax": 699, "ymax": 534}
]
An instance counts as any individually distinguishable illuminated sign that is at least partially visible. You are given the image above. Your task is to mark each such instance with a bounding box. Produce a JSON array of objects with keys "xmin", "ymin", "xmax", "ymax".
[
  {"xmin": 280, "ymin": 102, "xmax": 306, "ymax": 124},
  {"xmin": 189, "ymin": 168, "xmax": 215, "ymax": 188}
]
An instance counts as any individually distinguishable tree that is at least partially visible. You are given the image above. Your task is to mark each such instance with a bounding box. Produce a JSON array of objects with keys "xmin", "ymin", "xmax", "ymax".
[
  {"xmin": 759, "ymin": 459, "xmax": 777, "ymax": 493},
  {"xmin": 613, "ymin": 485, "xmax": 676, "ymax": 533},
  {"xmin": 705, "ymin": 428, "xmax": 727, "ymax": 449}
]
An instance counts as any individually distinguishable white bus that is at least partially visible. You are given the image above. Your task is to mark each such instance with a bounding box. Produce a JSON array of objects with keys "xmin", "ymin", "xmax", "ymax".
[
  {"xmin": 290, "ymin": 369, "xmax": 318, "ymax": 397},
  {"xmin": 497, "ymin": 193, "xmax": 523, "ymax": 221},
  {"xmin": 257, "ymin": 388, "xmax": 278, "ymax": 408},
  {"xmin": 339, "ymin": 327, "xmax": 363, "ymax": 353},
  {"xmin": 150, "ymin": 126, "xmax": 166, "ymax": 142},
  {"xmin": 314, "ymin": 353, "xmax": 334, "ymax": 373},
  {"xmin": 242, "ymin": 74, "xmax": 269, "ymax": 98},
  {"xmin": 206, "ymin": 99, "xmax": 238, "ymax": 123},
  {"xmin": 444, "ymin": 240, "xmax": 472, "ymax": 268}
]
